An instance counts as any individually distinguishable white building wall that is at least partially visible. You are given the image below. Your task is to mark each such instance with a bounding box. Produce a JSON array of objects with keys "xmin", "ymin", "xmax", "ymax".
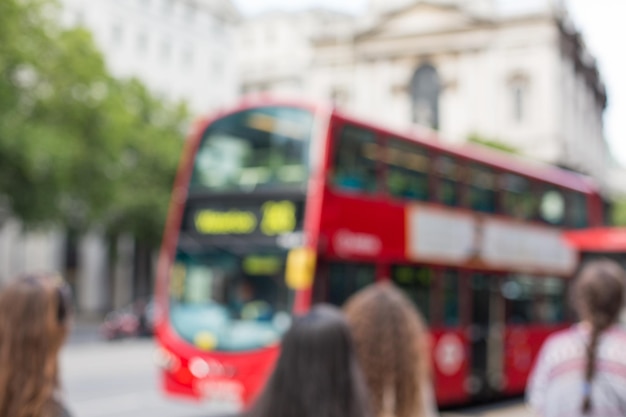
[
  {"xmin": 60, "ymin": 0, "xmax": 239, "ymax": 115},
  {"xmin": 328, "ymin": 10, "xmax": 604, "ymax": 182},
  {"xmin": 238, "ymin": 0, "xmax": 609, "ymax": 192},
  {"xmin": 237, "ymin": 10, "xmax": 355, "ymax": 97}
]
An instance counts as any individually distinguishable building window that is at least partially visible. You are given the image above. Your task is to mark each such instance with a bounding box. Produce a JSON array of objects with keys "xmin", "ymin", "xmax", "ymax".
[
  {"xmin": 513, "ymin": 85, "xmax": 524, "ymax": 122},
  {"xmin": 162, "ymin": 0, "xmax": 172, "ymax": 14},
  {"xmin": 111, "ymin": 24, "xmax": 124, "ymax": 45},
  {"xmin": 181, "ymin": 47, "xmax": 194, "ymax": 69},
  {"xmin": 74, "ymin": 10, "xmax": 85, "ymax": 26},
  {"xmin": 509, "ymin": 75, "xmax": 529, "ymax": 124},
  {"xmin": 410, "ymin": 64, "xmax": 440, "ymax": 129},
  {"xmin": 136, "ymin": 32, "xmax": 148, "ymax": 55},
  {"xmin": 330, "ymin": 88, "xmax": 349, "ymax": 108},
  {"xmin": 184, "ymin": 3, "xmax": 196, "ymax": 23},
  {"xmin": 160, "ymin": 40, "xmax": 171, "ymax": 63}
]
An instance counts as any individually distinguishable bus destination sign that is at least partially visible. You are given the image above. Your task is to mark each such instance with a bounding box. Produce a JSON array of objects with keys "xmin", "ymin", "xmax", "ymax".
[{"xmin": 186, "ymin": 199, "xmax": 304, "ymax": 238}]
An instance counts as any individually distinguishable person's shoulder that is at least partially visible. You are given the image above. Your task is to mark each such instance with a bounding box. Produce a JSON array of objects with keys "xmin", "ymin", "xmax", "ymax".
[
  {"xmin": 544, "ymin": 326, "xmax": 578, "ymax": 346},
  {"xmin": 603, "ymin": 325, "xmax": 626, "ymax": 350},
  {"xmin": 606, "ymin": 324, "xmax": 626, "ymax": 339},
  {"xmin": 537, "ymin": 326, "xmax": 581, "ymax": 357}
]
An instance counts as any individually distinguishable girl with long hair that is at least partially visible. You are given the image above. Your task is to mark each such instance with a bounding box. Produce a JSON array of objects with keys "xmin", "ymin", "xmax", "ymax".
[
  {"xmin": 527, "ymin": 259, "xmax": 626, "ymax": 416},
  {"xmin": 243, "ymin": 304, "xmax": 371, "ymax": 417},
  {"xmin": 0, "ymin": 273, "xmax": 73, "ymax": 417},
  {"xmin": 343, "ymin": 282, "xmax": 438, "ymax": 417}
]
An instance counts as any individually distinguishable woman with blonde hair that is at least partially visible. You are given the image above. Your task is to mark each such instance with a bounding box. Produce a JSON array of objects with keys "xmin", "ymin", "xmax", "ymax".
[
  {"xmin": 0, "ymin": 273, "xmax": 73, "ymax": 417},
  {"xmin": 344, "ymin": 282, "xmax": 438, "ymax": 417}
]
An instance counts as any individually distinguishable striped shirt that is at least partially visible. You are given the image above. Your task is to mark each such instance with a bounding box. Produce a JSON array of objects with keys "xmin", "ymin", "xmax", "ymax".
[{"xmin": 526, "ymin": 324, "xmax": 626, "ymax": 417}]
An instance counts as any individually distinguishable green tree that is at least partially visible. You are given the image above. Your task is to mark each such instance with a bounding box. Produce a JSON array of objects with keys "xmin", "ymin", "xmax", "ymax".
[
  {"xmin": 467, "ymin": 133, "xmax": 519, "ymax": 155},
  {"xmin": 0, "ymin": 0, "xmax": 188, "ymax": 247},
  {"xmin": 611, "ymin": 199, "xmax": 626, "ymax": 226}
]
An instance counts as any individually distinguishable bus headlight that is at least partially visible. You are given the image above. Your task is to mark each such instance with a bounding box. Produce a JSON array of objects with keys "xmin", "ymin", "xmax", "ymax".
[
  {"xmin": 154, "ymin": 348, "xmax": 180, "ymax": 372},
  {"xmin": 189, "ymin": 357, "xmax": 211, "ymax": 378}
]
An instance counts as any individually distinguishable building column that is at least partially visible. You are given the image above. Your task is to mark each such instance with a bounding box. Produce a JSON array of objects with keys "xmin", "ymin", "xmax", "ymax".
[
  {"xmin": 112, "ymin": 234, "xmax": 135, "ymax": 309},
  {"xmin": 78, "ymin": 231, "xmax": 109, "ymax": 317},
  {"xmin": 0, "ymin": 219, "xmax": 64, "ymax": 284}
]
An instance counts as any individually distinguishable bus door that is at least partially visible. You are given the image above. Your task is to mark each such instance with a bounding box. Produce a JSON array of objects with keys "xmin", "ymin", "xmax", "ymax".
[{"xmin": 468, "ymin": 273, "xmax": 505, "ymax": 400}]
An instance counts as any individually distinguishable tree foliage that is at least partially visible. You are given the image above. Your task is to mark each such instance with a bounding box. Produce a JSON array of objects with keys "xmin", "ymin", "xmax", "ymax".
[
  {"xmin": 0, "ymin": 0, "xmax": 188, "ymax": 246},
  {"xmin": 467, "ymin": 133, "xmax": 519, "ymax": 155},
  {"xmin": 611, "ymin": 199, "xmax": 626, "ymax": 226}
]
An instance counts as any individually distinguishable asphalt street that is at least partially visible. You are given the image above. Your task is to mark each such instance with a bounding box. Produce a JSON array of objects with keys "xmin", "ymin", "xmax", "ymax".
[{"xmin": 60, "ymin": 336, "xmax": 531, "ymax": 417}]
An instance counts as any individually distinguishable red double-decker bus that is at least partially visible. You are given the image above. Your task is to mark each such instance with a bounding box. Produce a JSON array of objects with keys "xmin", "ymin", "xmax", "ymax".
[
  {"xmin": 565, "ymin": 227, "xmax": 626, "ymax": 268},
  {"xmin": 154, "ymin": 97, "xmax": 603, "ymax": 408}
]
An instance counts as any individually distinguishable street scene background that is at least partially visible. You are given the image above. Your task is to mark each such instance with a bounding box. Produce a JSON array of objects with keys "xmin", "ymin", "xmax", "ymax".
[
  {"xmin": 62, "ymin": 327, "xmax": 529, "ymax": 417},
  {"xmin": 2, "ymin": 0, "xmax": 626, "ymax": 416}
]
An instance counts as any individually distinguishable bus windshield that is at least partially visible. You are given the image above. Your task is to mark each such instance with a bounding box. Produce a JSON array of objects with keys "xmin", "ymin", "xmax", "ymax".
[
  {"xmin": 168, "ymin": 250, "xmax": 293, "ymax": 352},
  {"xmin": 191, "ymin": 107, "xmax": 314, "ymax": 191}
]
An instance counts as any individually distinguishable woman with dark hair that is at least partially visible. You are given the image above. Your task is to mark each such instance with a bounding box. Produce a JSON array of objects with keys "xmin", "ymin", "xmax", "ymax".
[
  {"xmin": 343, "ymin": 282, "xmax": 438, "ymax": 417},
  {"xmin": 0, "ymin": 273, "xmax": 73, "ymax": 417},
  {"xmin": 527, "ymin": 259, "xmax": 626, "ymax": 416},
  {"xmin": 243, "ymin": 304, "xmax": 370, "ymax": 417}
]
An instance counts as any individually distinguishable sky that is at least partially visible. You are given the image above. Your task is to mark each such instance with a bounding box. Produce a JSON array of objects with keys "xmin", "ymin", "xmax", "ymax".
[{"xmin": 233, "ymin": 0, "xmax": 626, "ymax": 167}]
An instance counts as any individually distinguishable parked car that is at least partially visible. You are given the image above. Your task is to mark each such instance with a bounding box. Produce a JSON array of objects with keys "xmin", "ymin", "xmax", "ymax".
[{"xmin": 100, "ymin": 297, "xmax": 155, "ymax": 340}]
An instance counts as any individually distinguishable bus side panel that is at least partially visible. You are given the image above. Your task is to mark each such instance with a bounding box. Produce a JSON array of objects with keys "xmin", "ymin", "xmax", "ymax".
[
  {"xmin": 431, "ymin": 329, "xmax": 471, "ymax": 405},
  {"xmin": 319, "ymin": 191, "xmax": 407, "ymax": 262},
  {"xmin": 502, "ymin": 325, "xmax": 565, "ymax": 395}
]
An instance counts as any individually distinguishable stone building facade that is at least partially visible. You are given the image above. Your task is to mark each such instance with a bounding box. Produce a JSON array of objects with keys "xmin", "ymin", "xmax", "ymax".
[{"xmin": 238, "ymin": 0, "xmax": 609, "ymax": 193}]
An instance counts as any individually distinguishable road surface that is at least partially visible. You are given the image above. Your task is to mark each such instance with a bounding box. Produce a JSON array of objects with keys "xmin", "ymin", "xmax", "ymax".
[{"xmin": 60, "ymin": 339, "xmax": 532, "ymax": 417}]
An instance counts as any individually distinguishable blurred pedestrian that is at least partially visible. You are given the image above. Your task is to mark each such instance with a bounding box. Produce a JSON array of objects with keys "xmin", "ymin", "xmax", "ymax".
[
  {"xmin": 0, "ymin": 273, "xmax": 73, "ymax": 417},
  {"xmin": 242, "ymin": 304, "xmax": 370, "ymax": 417},
  {"xmin": 344, "ymin": 282, "xmax": 438, "ymax": 417},
  {"xmin": 527, "ymin": 259, "xmax": 626, "ymax": 416}
]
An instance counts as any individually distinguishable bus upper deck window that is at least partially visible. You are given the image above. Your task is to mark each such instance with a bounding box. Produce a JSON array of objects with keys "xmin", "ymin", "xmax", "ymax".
[
  {"xmin": 190, "ymin": 107, "xmax": 314, "ymax": 192},
  {"xmin": 435, "ymin": 156, "xmax": 459, "ymax": 207},
  {"xmin": 568, "ymin": 192, "xmax": 589, "ymax": 229},
  {"xmin": 501, "ymin": 174, "xmax": 535, "ymax": 219},
  {"xmin": 332, "ymin": 125, "xmax": 378, "ymax": 193},
  {"xmin": 385, "ymin": 139, "xmax": 430, "ymax": 201},
  {"xmin": 539, "ymin": 188, "xmax": 566, "ymax": 226},
  {"xmin": 467, "ymin": 164, "xmax": 496, "ymax": 213}
]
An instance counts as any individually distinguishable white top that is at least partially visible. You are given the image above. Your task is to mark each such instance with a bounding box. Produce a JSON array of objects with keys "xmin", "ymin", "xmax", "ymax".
[{"xmin": 526, "ymin": 324, "xmax": 626, "ymax": 417}]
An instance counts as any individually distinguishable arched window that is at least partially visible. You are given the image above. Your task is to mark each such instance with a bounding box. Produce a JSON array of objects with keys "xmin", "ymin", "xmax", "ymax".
[
  {"xmin": 508, "ymin": 74, "xmax": 530, "ymax": 124},
  {"xmin": 410, "ymin": 64, "xmax": 440, "ymax": 129}
]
